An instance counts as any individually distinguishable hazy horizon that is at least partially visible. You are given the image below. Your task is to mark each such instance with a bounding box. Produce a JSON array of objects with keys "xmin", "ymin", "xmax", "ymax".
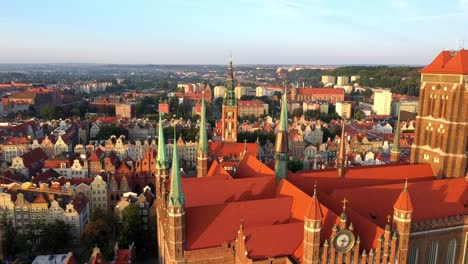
[{"xmin": 1, "ymin": 0, "xmax": 467, "ymax": 65}]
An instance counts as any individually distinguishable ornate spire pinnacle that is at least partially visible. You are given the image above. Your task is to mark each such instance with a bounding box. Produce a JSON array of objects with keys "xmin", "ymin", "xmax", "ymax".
[
  {"xmin": 198, "ymin": 92, "xmax": 208, "ymax": 153},
  {"xmin": 342, "ymin": 197, "xmax": 348, "ymax": 214},
  {"xmin": 168, "ymin": 128, "xmax": 185, "ymax": 207},
  {"xmin": 404, "ymin": 178, "xmax": 408, "ymax": 191},
  {"xmin": 337, "ymin": 120, "xmax": 346, "ymax": 178},
  {"xmin": 156, "ymin": 112, "xmax": 168, "ymax": 169},
  {"xmin": 278, "ymin": 85, "xmax": 288, "ymax": 132},
  {"xmin": 224, "ymin": 54, "xmax": 236, "ymax": 106},
  {"xmin": 274, "ymin": 83, "xmax": 289, "ymax": 183},
  {"xmin": 391, "ymin": 107, "xmax": 401, "ymax": 163}
]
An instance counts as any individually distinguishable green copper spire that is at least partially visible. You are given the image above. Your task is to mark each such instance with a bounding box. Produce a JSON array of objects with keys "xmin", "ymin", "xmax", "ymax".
[
  {"xmin": 168, "ymin": 129, "xmax": 185, "ymax": 207},
  {"xmin": 274, "ymin": 85, "xmax": 289, "ymax": 183},
  {"xmin": 278, "ymin": 86, "xmax": 288, "ymax": 132},
  {"xmin": 198, "ymin": 93, "xmax": 208, "ymax": 153},
  {"xmin": 224, "ymin": 55, "xmax": 237, "ymax": 106},
  {"xmin": 156, "ymin": 113, "xmax": 168, "ymax": 169},
  {"xmin": 392, "ymin": 109, "xmax": 401, "ymax": 153}
]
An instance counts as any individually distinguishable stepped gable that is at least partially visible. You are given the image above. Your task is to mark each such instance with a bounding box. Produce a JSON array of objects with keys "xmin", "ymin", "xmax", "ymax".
[
  {"xmin": 330, "ymin": 178, "xmax": 468, "ymax": 227},
  {"xmin": 180, "ymin": 176, "xmax": 276, "ymax": 208},
  {"xmin": 185, "ymin": 197, "xmax": 293, "ymax": 250},
  {"xmin": 288, "ymin": 163, "xmax": 435, "ymax": 195},
  {"xmin": 235, "ymin": 152, "xmax": 275, "ymax": 178}
]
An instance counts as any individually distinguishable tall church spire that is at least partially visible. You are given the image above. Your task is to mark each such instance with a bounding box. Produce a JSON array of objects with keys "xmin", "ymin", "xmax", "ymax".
[
  {"xmin": 156, "ymin": 113, "xmax": 168, "ymax": 169},
  {"xmin": 197, "ymin": 93, "xmax": 209, "ymax": 177},
  {"xmin": 224, "ymin": 54, "xmax": 236, "ymax": 106},
  {"xmin": 274, "ymin": 85, "xmax": 289, "ymax": 183},
  {"xmin": 337, "ymin": 121, "xmax": 346, "ymax": 178},
  {"xmin": 391, "ymin": 108, "xmax": 401, "ymax": 163},
  {"xmin": 168, "ymin": 129, "xmax": 185, "ymax": 207}
]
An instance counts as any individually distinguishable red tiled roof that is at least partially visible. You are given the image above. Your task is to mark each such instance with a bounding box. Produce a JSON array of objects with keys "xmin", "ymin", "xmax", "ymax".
[
  {"xmin": 114, "ymin": 249, "xmax": 131, "ymax": 264},
  {"xmin": 185, "ymin": 197, "xmax": 293, "ymax": 250},
  {"xmin": 206, "ymin": 160, "xmax": 232, "ymax": 179},
  {"xmin": 33, "ymin": 194, "xmax": 47, "ymax": 203},
  {"xmin": 296, "ymin": 88, "xmax": 344, "ymax": 96},
  {"xmin": 288, "ymin": 163, "xmax": 435, "ymax": 195},
  {"xmin": 245, "ymin": 222, "xmax": 303, "ymax": 260},
  {"xmin": 394, "ymin": 186, "xmax": 413, "ymax": 212},
  {"xmin": 181, "ymin": 176, "xmax": 276, "ymax": 208},
  {"xmin": 209, "ymin": 142, "xmax": 259, "ymax": 159},
  {"xmin": 235, "ymin": 152, "xmax": 274, "ymax": 179},
  {"xmin": 329, "ymin": 178, "xmax": 467, "ymax": 227},
  {"xmin": 421, "ymin": 50, "xmax": 468, "ymax": 74},
  {"xmin": 238, "ymin": 100, "xmax": 264, "ymax": 107},
  {"xmin": 20, "ymin": 148, "xmax": 48, "ymax": 171}
]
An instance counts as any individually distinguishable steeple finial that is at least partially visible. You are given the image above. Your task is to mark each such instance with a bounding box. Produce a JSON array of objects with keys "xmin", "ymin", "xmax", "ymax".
[
  {"xmin": 198, "ymin": 92, "xmax": 208, "ymax": 153},
  {"xmin": 168, "ymin": 127, "xmax": 185, "ymax": 207},
  {"xmin": 342, "ymin": 197, "xmax": 348, "ymax": 213},
  {"xmin": 391, "ymin": 106, "xmax": 401, "ymax": 163},
  {"xmin": 337, "ymin": 120, "xmax": 347, "ymax": 178},
  {"xmin": 404, "ymin": 178, "xmax": 408, "ymax": 191},
  {"xmin": 156, "ymin": 112, "xmax": 168, "ymax": 169},
  {"xmin": 313, "ymin": 182, "xmax": 317, "ymax": 198}
]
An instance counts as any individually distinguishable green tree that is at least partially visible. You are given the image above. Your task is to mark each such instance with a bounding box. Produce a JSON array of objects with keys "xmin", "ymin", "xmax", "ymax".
[
  {"xmin": 288, "ymin": 159, "xmax": 304, "ymax": 173},
  {"xmin": 36, "ymin": 220, "xmax": 73, "ymax": 254},
  {"xmin": 95, "ymin": 125, "xmax": 129, "ymax": 140},
  {"xmin": 118, "ymin": 204, "xmax": 143, "ymax": 250},
  {"xmin": 0, "ymin": 213, "xmax": 16, "ymax": 258},
  {"xmin": 354, "ymin": 110, "xmax": 365, "ymax": 120},
  {"xmin": 81, "ymin": 208, "xmax": 118, "ymax": 261},
  {"xmin": 39, "ymin": 105, "xmax": 56, "ymax": 120},
  {"xmin": 292, "ymin": 108, "xmax": 303, "ymax": 118}
]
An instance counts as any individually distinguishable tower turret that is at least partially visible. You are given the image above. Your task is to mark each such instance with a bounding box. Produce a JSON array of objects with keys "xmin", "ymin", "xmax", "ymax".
[
  {"xmin": 274, "ymin": 86, "xmax": 289, "ymax": 182},
  {"xmin": 393, "ymin": 179, "xmax": 412, "ymax": 264},
  {"xmin": 303, "ymin": 186, "xmax": 323, "ymax": 264},
  {"xmin": 221, "ymin": 55, "xmax": 239, "ymax": 142}
]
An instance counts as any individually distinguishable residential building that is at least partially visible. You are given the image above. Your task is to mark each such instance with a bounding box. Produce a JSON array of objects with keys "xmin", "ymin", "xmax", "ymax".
[
  {"xmin": 115, "ymin": 104, "xmax": 134, "ymax": 118},
  {"xmin": 336, "ymin": 101, "xmax": 352, "ymax": 119},
  {"xmin": 90, "ymin": 175, "xmax": 108, "ymax": 213},
  {"xmin": 290, "ymin": 87, "xmax": 344, "ymax": 103},
  {"xmin": 237, "ymin": 100, "xmax": 265, "ymax": 117},
  {"xmin": 10, "ymin": 148, "xmax": 48, "ymax": 178},
  {"xmin": 321, "ymin": 75, "xmax": 336, "ymax": 86},
  {"xmin": 336, "ymin": 76, "xmax": 350, "ymax": 86},
  {"xmin": 213, "ymin": 86, "xmax": 226, "ymax": 99},
  {"xmin": 373, "ymin": 90, "xmax": 392, "ymax": 115}
]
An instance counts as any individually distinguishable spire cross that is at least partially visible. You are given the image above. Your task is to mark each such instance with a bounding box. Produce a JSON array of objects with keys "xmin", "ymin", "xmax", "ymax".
[{"xmin": 342, "ymin": 197, "xmax": 348, "ymax": 213}]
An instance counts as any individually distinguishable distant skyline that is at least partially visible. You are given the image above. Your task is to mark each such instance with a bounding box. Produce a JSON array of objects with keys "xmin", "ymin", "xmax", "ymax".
[{"xmin": 1, "ymin": 0, "xmax": 467, "ymax": 65}]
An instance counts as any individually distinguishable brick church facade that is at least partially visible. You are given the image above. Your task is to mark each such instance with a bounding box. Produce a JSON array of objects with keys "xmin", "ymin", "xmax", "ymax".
[{"xmin": 155, "ymin": 53, "xmax": 468, "ymax": 263}]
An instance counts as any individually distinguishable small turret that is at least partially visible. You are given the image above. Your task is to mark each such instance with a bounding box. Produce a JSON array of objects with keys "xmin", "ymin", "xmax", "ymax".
[
  {"xmin": 197, "ymin": 93, "xmax": 209, "ymax": 177},
  {"xmin": 391, "ymin": 108, "xmax": 401, "ymax": 163},
  {"xmin": 274, "ymin": 86, "xmax": 289, "ymax": 183}
]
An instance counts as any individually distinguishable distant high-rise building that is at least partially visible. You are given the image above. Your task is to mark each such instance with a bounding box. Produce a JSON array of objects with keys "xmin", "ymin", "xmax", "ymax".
[
  {"xmin": 336, "ymin": 101, "xmax": 352, "ymax": 119},
  {"xmin": 213, "ymin": 86, "xmax": 226, "ymax": 99},
  {"xmin": 321, "ymin": 75, "xmax": 336, "ymax": 87},
  {"xmin": 336, "ymin": 76, "xmax": 350, "ymax": 86},
  {"xmin": 373, "ymin": 90, "xmax": 392, "ymax": 115},
  {"xmin": 410, "ymin": 50, "xmax": 468, "ymax": 178}
]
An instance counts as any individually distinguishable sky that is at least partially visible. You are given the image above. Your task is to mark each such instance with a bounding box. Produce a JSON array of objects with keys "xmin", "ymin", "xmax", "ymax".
[{"xmin": 0, "ymin": 0, "xmax": 467, "ymax": 65}]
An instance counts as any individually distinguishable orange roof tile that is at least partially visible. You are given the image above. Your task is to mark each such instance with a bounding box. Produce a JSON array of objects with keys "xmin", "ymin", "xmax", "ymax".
[
  {"xmin": 421, "ymin": 50, "xmax": 468, "ymax": 74},
  {"xmin": 33, "ymin": 194, "xmax": 47, "ymax": 203},
  {"xmin": 330, "ymin": 178, "xmax": 467, "ymax": 227},
  {"xmin": 181, "ymin": 176, "xmax": 276, "ymax": 208},
  {"xmin": 235, "ymin": 152, "xmax": 274, "ymax": 179},
  {"xmin": 185, "ymin": 197, "xmax": 293, "ymax": 250},
  {"xmin": 394, "ymin": 183, "xmax": 413, "ymax": 212},
  {"xmin": 245, "ymin": 223, "xmax": 303, "ymax": 260},
  {"xmin": 209, "ymin": 142, "xmax": 258, "ymax": 159},
  {"xmin": 206, "ymin": 160, "xmax": 232, "ymax": 179},
  {"xmin": 288, "ymin": 163, "xmax": 435, "ymax": 195}
]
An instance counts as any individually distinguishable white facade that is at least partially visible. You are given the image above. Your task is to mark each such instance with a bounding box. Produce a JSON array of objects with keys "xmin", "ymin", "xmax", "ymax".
[
  {"xmin": 90, "ymin": 175, "xmax": 108, "ymax": 213},
  {"xmin": 213, "ymin": 86, "xmax": 226, "ymax": 99},
  {"xmin": 373, "ymin": 90, "xmax": 392, "ymax": 115},
  {"xmin": 321, "ymin": 75, "xmax": 336, "ymax": 86},
  {"xmin": 336, "ymin": 76, "xmax": 350, "ymax": 86},
  {"xmin": 336, "ymin": 102, "xmax": 352, "ymax": 119}
]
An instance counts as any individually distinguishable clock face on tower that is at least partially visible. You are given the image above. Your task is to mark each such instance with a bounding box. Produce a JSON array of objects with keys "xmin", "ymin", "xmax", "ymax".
[
  {"xmin": 332, "ymin": 230, "xmax": 355, "ymax": 253},
  {"xmin": 227, "ymin": 111, "xmax": 234, "ymax": 118}
]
